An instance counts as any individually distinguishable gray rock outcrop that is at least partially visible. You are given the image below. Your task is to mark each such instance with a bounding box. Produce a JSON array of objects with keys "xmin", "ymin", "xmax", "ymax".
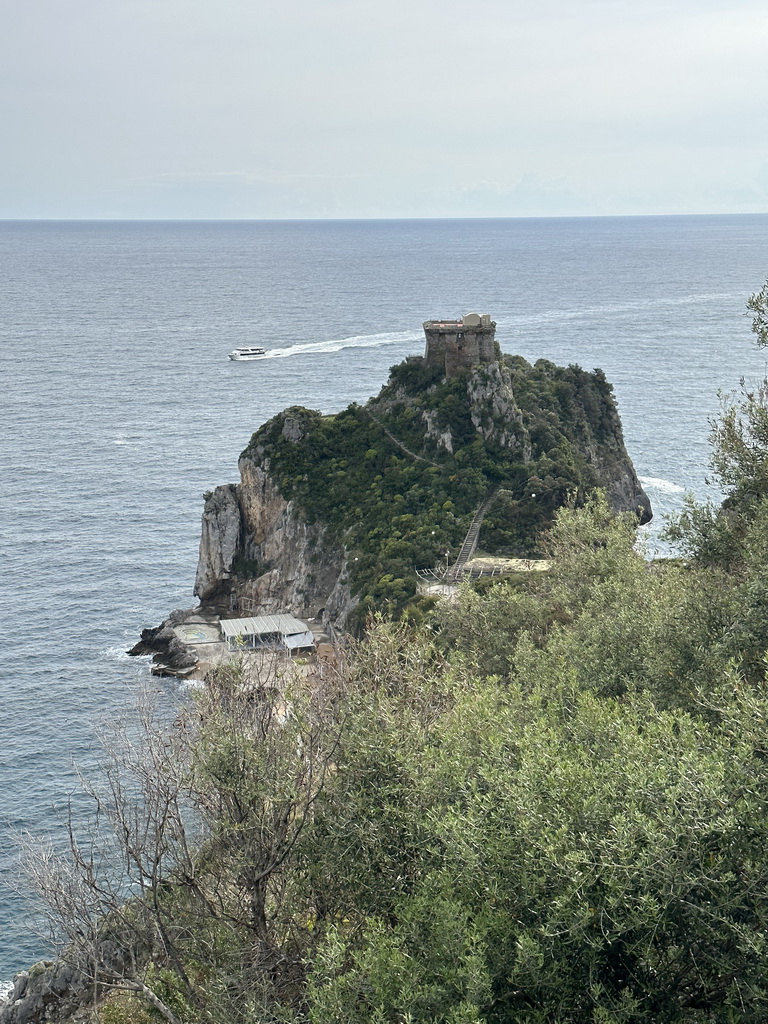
[
  {"xmin": 194, "ymin": 460, "xmax": 353, "ymax": 629},
  {"xmin": 1, "ymin": 960, "xmax": 96, "ymax": 1024},
  {"xmin": 194, "ymin": 484, "xmax": 241, "ymax": 603},
  {"xmin": 468, "ymin": 362, "xmax": 532, "ymax": 457}
]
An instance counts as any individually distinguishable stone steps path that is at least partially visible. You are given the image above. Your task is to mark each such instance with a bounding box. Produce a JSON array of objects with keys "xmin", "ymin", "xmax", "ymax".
[{"xmin": 447, "ymin": 489, "xmax": 499, "ymax": 581}]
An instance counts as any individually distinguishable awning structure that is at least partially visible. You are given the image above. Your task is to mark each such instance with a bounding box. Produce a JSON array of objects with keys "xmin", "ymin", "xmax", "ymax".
[{"xmin": 219, "ymin": 614, "xmax": 315, "ymax": 652}]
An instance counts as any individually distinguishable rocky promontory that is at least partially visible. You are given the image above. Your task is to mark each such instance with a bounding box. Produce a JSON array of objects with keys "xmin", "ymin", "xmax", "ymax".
[{"xmin": 192, "ymin": 350, "xmax": 650, "ymax": 632}]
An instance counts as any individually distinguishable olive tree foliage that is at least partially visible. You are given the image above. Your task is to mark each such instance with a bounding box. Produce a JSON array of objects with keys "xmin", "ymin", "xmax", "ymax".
[
  {"xmin": 17, "ymin": 653, "xmax": 345, "ymax": 1024},
  {"xmin": 665, "ymin": 279, "xmax": 768, "ymax": 564},
  {"xmin": 657, "ymin": 281, "xmax": 768, "ymax": 681},
  {"xmin": 747, "ymin": 277, "xmax": 768, "ymax": 348},
  {"xmin": 16, "ymin": 604, "xmax": 768, "ymax": 1023},
  {"xmin": 18, "ymin": 687, "xmax": 199, "ymax": 1024},
  {"xmin": 436, "ymin": 492, "xmax": 726, "ymax": 709},
  {"xmin": 17, "ymin": 473, "xmax": 768, "ymax": 1021},
  {"xmin": 304, "ymin": 627, "xmax": 768, "ymax": 1024},
  {"xmin": 186, "ymin": 656, "xmax": 344, "ymax": 1012},
  {"xmin": 436, "ymin": 493, "xmax": 643, "ymax": 678},
  {"xmin": 666, "ymin": 378, "xmax": 768, "ymax": 567}
]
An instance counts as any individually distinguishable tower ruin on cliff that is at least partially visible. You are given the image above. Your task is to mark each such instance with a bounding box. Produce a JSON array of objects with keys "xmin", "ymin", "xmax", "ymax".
[{"xmin": 423, "ymin": 313, "xmax": 498, "ymax": 377}]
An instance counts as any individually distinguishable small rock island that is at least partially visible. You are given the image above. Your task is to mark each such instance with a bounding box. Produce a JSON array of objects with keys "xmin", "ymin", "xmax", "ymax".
[
  {"xmin": 132, "ymin": 314, "xmax": 649, "ymax": 673},
  {"xmin": 190, "ymin": 315, "xmax": 648, "ymax": 634}
]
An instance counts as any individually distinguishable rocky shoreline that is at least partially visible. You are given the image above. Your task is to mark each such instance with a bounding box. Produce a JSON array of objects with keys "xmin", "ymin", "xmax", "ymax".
[
  {"xmin": 127, "ymin": 606, "xmax": 218, "ymax": 678},
  {"xmin": 127, "ymin": 605, "xmax": 334, "ymax": 681},
  {"xmin": 0, "ymin": 961, "xmax": 92, "ymax": 1024}
]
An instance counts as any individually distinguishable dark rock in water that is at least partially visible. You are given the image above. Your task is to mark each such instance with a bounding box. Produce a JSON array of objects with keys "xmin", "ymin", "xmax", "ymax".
[
  {"xmin": 0, "ymin": 961, "xmax": 88, "ymax": 1024},
  {"xmin": 0, "ymin": 932, "xmax": 148, "ymax": 1024},
  {"xmin": 127, "ymin": 618, "xmax": 198, "ymax": 673}
]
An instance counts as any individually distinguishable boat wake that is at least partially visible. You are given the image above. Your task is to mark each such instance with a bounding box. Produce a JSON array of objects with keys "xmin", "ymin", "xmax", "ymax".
[
  {"xmin": 111, "ymin": 432, "xmax": 146, "ymax": 446},
  {"xmin": 263, "ymin": 329, "xmax": 421, "ymax": 360},
  {"xmin": 502, "ymin": 292, "xmax": 737, "ymax": 330}
]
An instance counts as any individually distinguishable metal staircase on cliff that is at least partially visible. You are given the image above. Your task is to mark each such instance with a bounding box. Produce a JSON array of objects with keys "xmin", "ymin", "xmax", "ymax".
[{"xmin": 446, "ymin": 488, "xmax": 500, "ymax": 581}]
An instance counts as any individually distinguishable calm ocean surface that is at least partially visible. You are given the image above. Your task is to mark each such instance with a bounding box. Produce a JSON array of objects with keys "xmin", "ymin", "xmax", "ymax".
[{"xmin": 1, "ymin": 216, "xmax": 767, "ymax": 982}]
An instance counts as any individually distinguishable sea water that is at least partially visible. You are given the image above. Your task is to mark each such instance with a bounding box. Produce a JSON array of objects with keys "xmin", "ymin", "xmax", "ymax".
[{"xmin": 1, "ymin": 215, "xmax": 767, "ymax": 982}]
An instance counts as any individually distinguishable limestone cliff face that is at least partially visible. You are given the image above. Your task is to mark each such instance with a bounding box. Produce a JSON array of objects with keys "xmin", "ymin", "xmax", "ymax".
[
  {"xmin": 195, "ymin": 484, "xmax": 241, "ymax": 602},
  {"xmin": 195, "ymin": 460, "xmax": 353, "ymax": 628},
  {"xmin": 467, "ymin": 362, "xmax": 532, "ymax": 458},
  {"xmin": 421, "ymin": 409, "xmax": 454, "ymax": 453},
  {"xmin": 582, "ymin": 418, "xmax": 652, "ymax": 524}
]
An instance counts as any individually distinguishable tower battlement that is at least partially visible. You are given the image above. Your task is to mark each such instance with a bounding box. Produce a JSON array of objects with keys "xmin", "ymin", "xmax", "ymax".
[{"xmin": 423, "ymin": 312, "xmax": 497, "ymax": 377}]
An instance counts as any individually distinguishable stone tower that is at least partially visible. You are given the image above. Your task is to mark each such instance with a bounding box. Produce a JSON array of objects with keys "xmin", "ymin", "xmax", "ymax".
[{"xmin": 423, "ymin": 313, "xmax": 497, "ymax": 377}]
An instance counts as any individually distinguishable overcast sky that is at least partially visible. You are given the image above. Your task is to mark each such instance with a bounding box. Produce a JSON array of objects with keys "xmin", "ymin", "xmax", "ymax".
[{"xmin": 2, "ymin": 0, "xmax": 767, "ymax": 219}]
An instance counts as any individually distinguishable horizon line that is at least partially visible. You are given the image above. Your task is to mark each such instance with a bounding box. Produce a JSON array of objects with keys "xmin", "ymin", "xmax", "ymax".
[{"xmin": 2, "ymin": 211, "xmax": 768, "ymax": 224}]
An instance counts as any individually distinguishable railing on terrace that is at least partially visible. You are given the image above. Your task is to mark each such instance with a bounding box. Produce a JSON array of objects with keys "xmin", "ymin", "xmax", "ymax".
[{"xmin": 416, "ymin": 560, "xmax": 543, "ymax": 584}]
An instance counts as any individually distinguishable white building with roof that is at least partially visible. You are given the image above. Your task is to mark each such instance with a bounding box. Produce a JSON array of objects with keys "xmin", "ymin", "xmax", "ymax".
[{"xmin": 218, "ymin": 613, "xmax": 315, "ymax": 653}]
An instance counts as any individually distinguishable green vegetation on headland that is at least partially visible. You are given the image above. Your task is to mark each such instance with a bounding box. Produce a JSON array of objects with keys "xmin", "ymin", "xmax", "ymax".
[
  {"xmin": 12, "ymin": 288, "xmax": 768, "ymax": 1024},
  {"xmin": 241, "ymin": 352, "xmax": 645, "ymax": 624}
]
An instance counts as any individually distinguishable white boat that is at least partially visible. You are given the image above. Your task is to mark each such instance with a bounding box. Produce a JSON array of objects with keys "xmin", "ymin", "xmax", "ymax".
[{"xmin": 229, "ymin": 346, "xmax": 267, "ymax": 361}]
